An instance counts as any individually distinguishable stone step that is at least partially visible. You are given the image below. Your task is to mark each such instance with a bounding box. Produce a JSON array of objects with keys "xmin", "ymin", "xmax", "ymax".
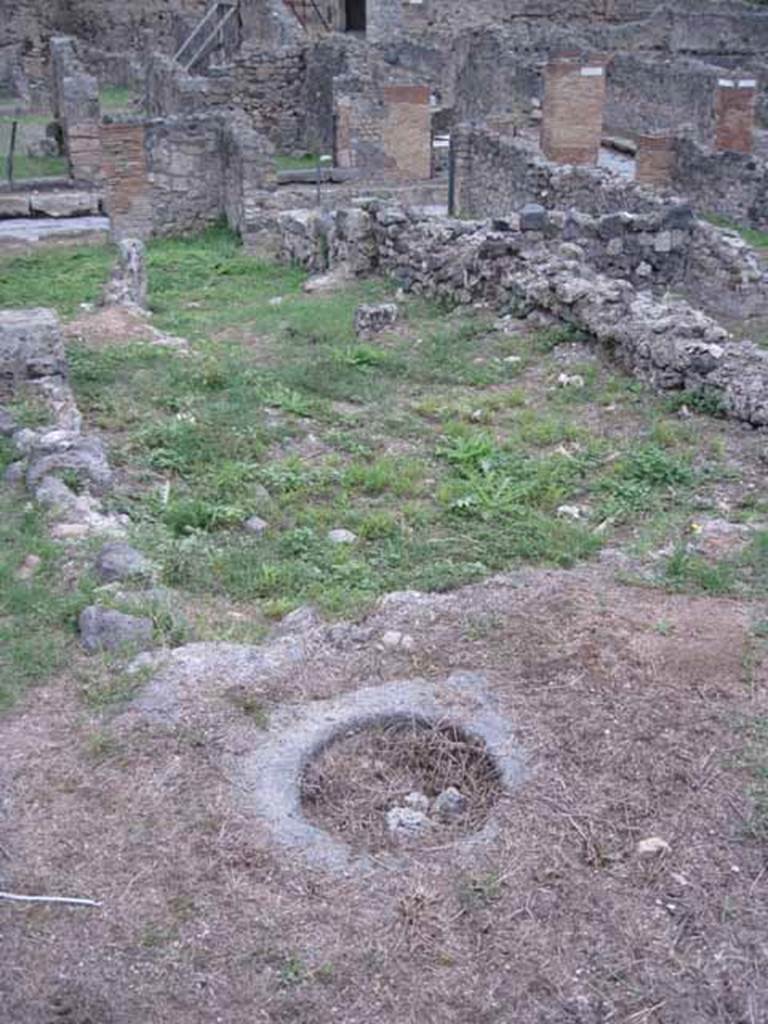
[
  {"xmin": 0, "ymin": 215, "xmax": 110, "ymax": 249},
  {"xmin": 0, "ymin": 189, "xmax": 104, "ymax": 220}
]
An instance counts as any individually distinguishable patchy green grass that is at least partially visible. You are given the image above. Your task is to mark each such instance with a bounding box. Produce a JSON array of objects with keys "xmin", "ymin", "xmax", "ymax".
[
  {"xmin": 0, "ymin": 243, "xmax": 113, "ymax": 315},
  {"xmin": 0, "ymin": 492, "xmax": 85, "ymax": 710},
  {"xmin": 0, "ymin": 113, "xmax": 68, "ymax": 180},
  {"xmin": 275, "ymin": 153, "xmax": 322, "ymax": 172},
  {"xmin": 0, "ymin": 224, "xmax": 754, "ymax": 623},
  {"xmin": 703, "ymin": 212, "xmax": 768, "ymax": 253},
  {"xmin": 100, "ymin": 85, "xmax": 138, "ymax": 113}
]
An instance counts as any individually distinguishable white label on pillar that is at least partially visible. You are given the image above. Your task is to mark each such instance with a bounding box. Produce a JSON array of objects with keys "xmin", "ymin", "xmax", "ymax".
[
  {"xmin": 718, "ymin": 78, "xmax": 735, "ymax": 87},
  {"xmin": 738, "ymin": 79, "xmax": 757, "ymax": 89},
  {"xmin": 580, "ymin": 66, "xmax": 604, "ymax": 77}
]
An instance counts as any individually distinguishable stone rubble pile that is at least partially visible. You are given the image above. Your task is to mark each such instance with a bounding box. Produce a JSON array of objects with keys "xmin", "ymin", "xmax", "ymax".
[{"xmin": 0, "ymin": 306, "xmax": 159, "ymax": 655}]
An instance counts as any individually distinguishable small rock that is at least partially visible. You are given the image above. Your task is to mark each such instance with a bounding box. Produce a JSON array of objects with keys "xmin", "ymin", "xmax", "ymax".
[
  {"xmin": 268, "ymin": 296, "xmax": 284, "ymax": 306},
  {"xmin": 244, "ymin": 515, "xmax": 269, "ymax": 535},
  {"xmin": 0, "ymin": 407, "xmax": 17, "ymax": 437},
  {"xmin": 386, "ymin": 806, "xmax": 431, "ymax": 839},
  {"xmin": 380, "ymin": 629, "xmax": 416, "ymax": 651},
  {"xmin": 12, "ymin": 428, "xmax": 39, "ymax": 455},
  {"xmin": 95, "ymin": 542, "xmax": 154, "ymax": 583},
  {"xmin": 327, "ymin": 528, "xmax": 357, "ymax": 545},
  {"xmin": 404, "ymin": 792, "xmax": 430, "ymax": 813},
  {"xmin": 34, "ymin": 475, "xmax": 78, "ymax": 515},
  {"xmin": 556, "ymin": 504, "xmax": 584, "ymax": 521},
  {"xmin": 354, "ymin": 302, "xmax": 399, "ymax": 337},
  {"xmin": 15, "ymin": 554, "xmax": 42, "ymax": 581},
  {"xmin": 432, "ymin": 787, "xmax": 467, "ymax": 821},
  {"xmin": 557, "ymin": 372, "xmax": 585, "ymax": 388},
  {"xmin": 636, "ymin": 836, "xmax": 671, "ymax": 859},
  {"xmin": 520, "ymin": 202, "xmax": 547, "ymax": 232},
  {"xmin": 78, "ymin": 605, "xmax": 154, "ymax": 654},
  {"xmin": 252, "ymin": 483, "xmax": 272, "ymax": 505},
  {"xmin": 50, "ymin": 522, "xmax": 91, "ymax": 540},
  {"xmin": 690, "ymin": 518, "xmax": 753, "ymax": 560},
  {"xmin": 3, "ymin": 461, "xmax": 25, "ymax": 488}
]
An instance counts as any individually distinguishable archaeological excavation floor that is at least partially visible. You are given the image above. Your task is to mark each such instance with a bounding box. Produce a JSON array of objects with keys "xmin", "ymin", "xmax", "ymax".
[{"xmin": 1, "ymin": 232, "xmax": 767, "ymax": 1023}]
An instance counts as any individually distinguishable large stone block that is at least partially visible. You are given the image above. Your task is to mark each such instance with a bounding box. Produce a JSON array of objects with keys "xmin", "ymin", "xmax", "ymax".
[{"xmin": 0, "ymin": 308, "xmax": 67, "ymax": 400}]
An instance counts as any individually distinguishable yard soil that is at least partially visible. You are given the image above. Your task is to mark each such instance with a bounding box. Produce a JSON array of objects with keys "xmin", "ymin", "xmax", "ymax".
[{"xmin": 2, "ymin": 566, "xmax": 767, "ymax": 1023}]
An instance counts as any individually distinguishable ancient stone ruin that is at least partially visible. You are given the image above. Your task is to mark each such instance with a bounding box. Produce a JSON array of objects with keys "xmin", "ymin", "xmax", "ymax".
[{"xmin": 3, "ymin": 3, "xmax": 768, "ymax": 1022}]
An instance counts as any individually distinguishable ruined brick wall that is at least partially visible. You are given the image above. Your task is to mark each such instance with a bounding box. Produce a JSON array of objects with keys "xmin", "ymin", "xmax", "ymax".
[
  {"xmin": 333, "ymin": 75, "xmax": 432, "ymax": 179},
  {"xmin": 145, "ymin": 52, "xmax": 234, "ymax": 118},
  {"xmin": 221, "ymin": 110, "xmax": 277, "ymax": 244},
  {"xmin": 670, "ymin": 136, "xmax": 768, "ymax": 230},
  {"xmin": 100, "ymin": 121, "xmax": 153, "ymax": 240},
  {"xmin": 453, "ymin": 126, "xmax": 661, "ymax": 220},
  {"xmin": 101, "ymin": 112, "xmax": 277, "ymax": 242},
  {"xmin": 382, "ymin": 85, "xmax": 432, "ymax": 180},
  {"xmin": 231, "ymin": 45, "xmax": 306, "ymax": 154},
  {"xmin": 604, "ymin": 55, "xmax": 720, "ymax": 141}
]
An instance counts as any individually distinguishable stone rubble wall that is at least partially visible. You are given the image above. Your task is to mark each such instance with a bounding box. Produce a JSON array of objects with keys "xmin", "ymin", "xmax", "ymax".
[
  {"xmin": 670, "ymin": 136, "xmax": 768, "ymax": 231},
  {"xmin": 453, "ymin": 126, "xmax": 663, "ymax": 219},
  {"xmin": 452, "ymin": 125, "xmax": 768, "ymax": 303},
  {"xmin": 273, "ymin": 200, "xmax": 768, "ymax": 427},
  {"xmin": 101, "ymin": 111, "xmax": 276, "ymax": 242}
]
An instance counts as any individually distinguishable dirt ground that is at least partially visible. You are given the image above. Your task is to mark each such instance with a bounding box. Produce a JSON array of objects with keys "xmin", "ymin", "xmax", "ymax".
[{"xmin": 2, "ymin": 566, "xmax": 767, "ymax": 1023}]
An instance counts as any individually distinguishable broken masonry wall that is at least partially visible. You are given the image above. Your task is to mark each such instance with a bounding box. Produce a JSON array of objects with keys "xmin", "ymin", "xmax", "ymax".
[
  {"xmin": 452, "ymin": 126, "xmax": 663, "ymax": 219},
  {"xmin": 50, "ymin": 36, "xmax": 102, "ymax": 183},
  {"xmin": 275, "ymin": 200, "xmax": 768, "ymax": 427},
  {"xmin": 670, "ymin": 137, "xmax": 768, "ymax": 231},
  {"xmin": 101, "ymin": 112, "xmax": 276, "ymax": 242}
]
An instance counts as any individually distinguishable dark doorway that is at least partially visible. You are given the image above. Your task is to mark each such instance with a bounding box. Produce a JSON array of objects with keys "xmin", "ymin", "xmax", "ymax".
[{"xmin": 345, "ymin": 0, "xmax": 366, "ymax": 32}]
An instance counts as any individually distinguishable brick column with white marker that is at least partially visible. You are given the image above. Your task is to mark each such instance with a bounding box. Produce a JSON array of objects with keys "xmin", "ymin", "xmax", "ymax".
[
  {"xmin": 714, "ymin": 76, "xmax": 757, "ymax": 154},
  {"xmin": 540, "ymin": 54, "xmax": 608, "ymax": 166}
]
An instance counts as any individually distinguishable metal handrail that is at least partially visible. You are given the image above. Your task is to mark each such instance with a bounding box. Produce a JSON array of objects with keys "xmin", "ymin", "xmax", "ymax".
[
  {"xmin": 182, "ymin": 2, "xmax": 239, "ymax": 71},
  {"xmin": 174, "ymin": 2, "xmax": 227, "ymax": 64}
]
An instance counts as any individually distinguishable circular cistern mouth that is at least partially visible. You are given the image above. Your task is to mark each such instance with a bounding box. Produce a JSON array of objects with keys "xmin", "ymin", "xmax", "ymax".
[
  {"xmin": 300, "ymin": 713, "xmax": 505, "ymax": 853},
  {"xmin": 237, "ymin": 675, "xmax": 525, "ymax": 871}
]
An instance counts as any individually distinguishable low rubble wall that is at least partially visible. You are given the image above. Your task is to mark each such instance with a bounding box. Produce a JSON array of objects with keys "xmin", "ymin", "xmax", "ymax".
[{"xmin": 274, "ymin": 201, "xmax": 768, "ymax": 428}]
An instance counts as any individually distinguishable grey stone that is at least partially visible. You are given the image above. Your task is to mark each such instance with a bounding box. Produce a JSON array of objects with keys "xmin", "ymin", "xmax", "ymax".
[
  {"xmin": 432, "ymin": 786, "xmax": 467, "ymax": 821},
  {"xmin": 244, "ymin": 515, "xmax": 269, "ymax": 535},
  {"xmin": 79, "ymin": 605, "xmax": 154, "ymax": 654},
  {"xmin": 0, "ymin": 308, "xmax": 68, "ymax": 400},
  {"xmin": 354, "ymin": 302, "xmax": 399, "ymax": 337},
  {"xmin": 34, "ymin": 475, "xmax": 79, "ymax": 515},
  {"xmin": 29, "ymin": 191, "xmax": 101, "ymax": 218},
  {"xmin": 404, "ymin": 792, "xmax": 430, "ymax": 813},
  {"xmin": 386, "ymin": 806, "xmax": 431, "ymax": 838},
  {"xmin": 0, "ymin": 195, "xmax": 31, "ymax": 218},
  {"xmin": 3, "ymin": 461, "xmax": 25, "ymax": 487},
  {"xmin": 95, "ymin": 542, "xmax": 154, "ymax": 583},
  {"xmin": 0, "ymin": 407, "xmax": 17, "ymax": 436},
  {"xmin": 327, "ymin": 528, "xmax": 357, "ymax": 545},
  {"xmin": 26, "ymin": 432, "xmax": 113, "ymax": 495},
  {"xmin": 101, "ymin": 238, "xmax": 148, "ymax": 310},
  {"xmin": 519, "ymin": 203, "xmax": 547, "ymax": 232}
]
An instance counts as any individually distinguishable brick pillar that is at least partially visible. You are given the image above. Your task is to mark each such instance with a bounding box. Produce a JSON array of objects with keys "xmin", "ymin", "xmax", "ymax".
[
  {"xmin": 714, "ymin": 77, "xmax": 756, "ymax": 154},
  {"xmin": 635, "ymin": 133, "xmax": 674, "ymax": 187},
  {"xmin": 100, "ymin": 121, "xmax": 153, "ymax": 240},
  {"xmin": 382, "ymin": 84, "xmax": 432, "ymax": 180},
  {"xmin": 540, "ymin": 54, "xmax": 607, "ymax": 166}
]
